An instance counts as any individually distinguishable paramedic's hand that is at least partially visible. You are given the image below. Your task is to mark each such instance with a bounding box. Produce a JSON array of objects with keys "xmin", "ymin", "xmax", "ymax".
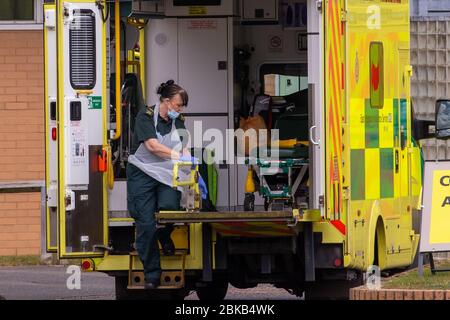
[
  {"xmin": 182, "ymin": 148, "xmax": 191, "ymax": 157},
  {"xmin": 179, "ymin": 155, "xmax": 199, "ymax": 165},
  {"xmin": 198, "ymin": 175, "xmax": 208, "ymax": 200}
]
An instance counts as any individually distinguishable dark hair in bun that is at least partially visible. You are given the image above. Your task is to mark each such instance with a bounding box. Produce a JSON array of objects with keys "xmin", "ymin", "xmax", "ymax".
[{"xmin": 157, "ymin": 80, "xmax": 188, "ymax": 107}]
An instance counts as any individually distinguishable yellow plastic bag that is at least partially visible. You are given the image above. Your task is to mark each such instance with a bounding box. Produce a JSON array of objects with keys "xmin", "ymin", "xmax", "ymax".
[{"xmin": 270, "ymin": 139, "xmax": 309, "ymax": 148}]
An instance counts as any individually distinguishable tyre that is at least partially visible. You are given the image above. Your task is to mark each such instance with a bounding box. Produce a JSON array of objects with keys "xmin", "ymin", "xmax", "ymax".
[{"xmin": 264, "ymin": 198, "xmax": 271, "ymax": 211}]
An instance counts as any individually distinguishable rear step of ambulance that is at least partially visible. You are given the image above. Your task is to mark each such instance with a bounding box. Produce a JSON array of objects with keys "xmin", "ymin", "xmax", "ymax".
[
  {"xmin": 157, "ymin": 210, "xmax": 309, "ymax": 238},
  {"xmin": 127, "ymin": 250, "xmax": 187, "ymax": 290},
  {"xmin": 155, "ymin": 211, "xmax": 297, "ymax": 224},
  {"xmin": 126, "ymin": 212, "xmax": 298, "ymax": 290}
]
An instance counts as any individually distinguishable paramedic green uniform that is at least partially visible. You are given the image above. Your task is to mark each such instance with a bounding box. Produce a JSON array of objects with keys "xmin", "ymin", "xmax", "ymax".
[{"xmin": 126, "ymin": 105, "xmax": 186, "ymax": 283}]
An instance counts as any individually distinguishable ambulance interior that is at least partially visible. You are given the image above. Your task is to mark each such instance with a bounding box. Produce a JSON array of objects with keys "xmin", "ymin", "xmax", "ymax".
[{"xmin": 110, "ymin": 0, "xmax": 315, "ymax": 214}]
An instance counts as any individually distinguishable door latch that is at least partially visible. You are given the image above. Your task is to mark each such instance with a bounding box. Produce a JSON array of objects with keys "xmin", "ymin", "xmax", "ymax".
[
  {"xmin": 395, "ymin": 150, "xmax": 399, "ymax": 173},
  {"xmin": 65, "ymin": 189, "xmax": 76, "ymax": 211}
]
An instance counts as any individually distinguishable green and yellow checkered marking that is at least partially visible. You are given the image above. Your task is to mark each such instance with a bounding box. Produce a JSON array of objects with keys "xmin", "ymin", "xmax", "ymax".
[{"xmin": 350, "ymin": 98, "xmax": 403, "ymax": 201}]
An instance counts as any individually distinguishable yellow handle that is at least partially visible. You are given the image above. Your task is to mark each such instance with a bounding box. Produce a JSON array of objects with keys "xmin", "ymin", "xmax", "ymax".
[
  {"xmin": 172, "ymin": 162, "xmax": 202, "ymax": 210},
  {"xmin": 106, "ymin": 145, "xmax": 114, "ymax": 190},
  {"xmin": 112, "ymin": 0, "xmax": 122, "ymax": 141},
  {"xmin": 172, "ymin": 162, "xmax": 198, "ymax": 187},
  {"xmin": 126, "ymin": 17, "xmax": 147, "ymax": 28}
]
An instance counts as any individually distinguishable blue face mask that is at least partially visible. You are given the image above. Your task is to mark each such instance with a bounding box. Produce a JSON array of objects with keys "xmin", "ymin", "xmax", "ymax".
[
  {"xmin": 168, "ymin": 107, "xmax": 180, "ymax": 120},
  {"xmin": 167, "ymin": 109, "xmax": 180, "ymax": 120}
]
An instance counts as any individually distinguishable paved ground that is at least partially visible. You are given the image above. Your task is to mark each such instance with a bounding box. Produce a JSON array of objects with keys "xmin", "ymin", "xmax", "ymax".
[{"xmin": 0, "ymin": 266, "xmax": 301, "ymax": 300}]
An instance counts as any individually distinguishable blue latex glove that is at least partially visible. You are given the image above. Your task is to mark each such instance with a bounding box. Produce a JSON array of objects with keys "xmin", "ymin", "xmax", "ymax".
[
  {"xmin": 198, "ymin": 175, "xmax": 208, "ymax": 200},
  {"xmin": 179, "ymin": 155, "xmax": 199, "ymax": 165}
]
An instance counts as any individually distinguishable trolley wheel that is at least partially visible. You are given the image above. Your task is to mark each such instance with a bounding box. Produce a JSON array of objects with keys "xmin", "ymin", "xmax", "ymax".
[
  {"xmin": 244, "ymin": 193, "xmax": 255, "ymax": 211},
  {"xmin": 264, "ymin": 198, "xmax": 271, "ymax": 211}
]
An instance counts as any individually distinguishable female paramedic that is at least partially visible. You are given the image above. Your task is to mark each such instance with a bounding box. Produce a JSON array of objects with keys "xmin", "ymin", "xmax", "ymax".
[{"xmin": 126, "ymin": 80, "xmax": 207, "ymax": 290}]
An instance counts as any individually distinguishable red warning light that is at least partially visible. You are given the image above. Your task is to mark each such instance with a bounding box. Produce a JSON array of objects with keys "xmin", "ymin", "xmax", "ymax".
[
  {"xmin": 334, "ymin": 258, "xmax": 342, "ymax": 267},
  {"xmin": 81, "ymin": 260, "xmax": 92, "ymax": 271},
  {"xmin": 51, "ymin": 127, "xmax": 57, "ymax": 141}
]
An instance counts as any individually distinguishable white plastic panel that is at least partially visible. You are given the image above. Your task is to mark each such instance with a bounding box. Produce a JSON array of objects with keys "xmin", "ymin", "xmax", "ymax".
[
  {"xmin": 64, "ymin": 98, "xmax": 90, "ymax": 186},
  {"xmin": 45, "ymin": 8, "xmax": 56, "ymax": 28},
  {"xmin": 61, "ymin": 2, "xmax": 105, "ymax": 154},
  {"xmin": 183, "ymin": 116, "xmax": 229, "ymax": 148},
  {"xmin": 145, "ymin": 18, "xmax": 179, "ymax": 105},
  {"xmin": 46, "ymin": 14, "xmax": 58, "ymax": 185},
  {"xmin": 56, "ymin": 0, "xmax": 107, "ymax": 258},
  {"xmin": 307, "ymin": 0, "xmax": 324, "ymax": 210},
  {"xmin": 178, "ymin": 18, "xmax": 229, "ymax": 114},
  {"xmin": 45, "ymin": 5, "xmax": 58, "ymax": 252},
  {"xmin": 108, "ymin": 180, "xmax": 128, "ymax": 212}
]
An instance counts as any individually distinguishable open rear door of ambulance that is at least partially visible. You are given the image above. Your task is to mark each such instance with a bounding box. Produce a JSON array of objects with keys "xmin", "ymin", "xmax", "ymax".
[
  {"xmin": 55, "ymin": 0, "xmax": 108, "ymax": 258},
  {"xmin": 44, "ymin": 2, "xmax": 58, "ymax": 253},
  {"xmin": 323, "ymin": 0, "xmax": 347, "ymax": 233}
]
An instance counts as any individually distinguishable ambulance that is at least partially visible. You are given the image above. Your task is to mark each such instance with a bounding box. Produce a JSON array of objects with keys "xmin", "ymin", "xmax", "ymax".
[{"xmin": 43, "ymin": 0, "xmax": 449, "ymax": 299}]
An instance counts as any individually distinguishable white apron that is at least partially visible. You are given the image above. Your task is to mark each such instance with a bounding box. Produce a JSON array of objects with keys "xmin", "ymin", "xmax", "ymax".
[{"xmin": 128, "ymin": 104, "xmax": 188, "ymax": 190}]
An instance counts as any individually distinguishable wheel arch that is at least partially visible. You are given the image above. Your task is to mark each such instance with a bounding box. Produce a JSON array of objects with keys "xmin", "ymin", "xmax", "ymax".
[{"xmin": 365, "ymin": 201, "xmax": 387, "ymax": 270}]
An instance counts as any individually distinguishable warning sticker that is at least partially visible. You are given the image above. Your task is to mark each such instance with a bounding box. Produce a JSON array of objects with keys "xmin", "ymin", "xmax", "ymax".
[
  {"xmin": 268, "ymin": 35, "xmax": 283, "ymax": 52},
  {"xmin": 71, "ymin": 127, "xmax": 87, "ymax": 167},
  {"xmin": 189, "ymin": 6, "xmax": 207, "ymax": 15},
  {"xmin": 188, "ymin": 20, "xmax": 217, "ymax": 30},
  {"xmin": 420, "ymin": 161, "xmax": 450, "ymax": 252},
  {"xmin": 429, "ymin": 170, "xmax": 450, "ymax": 244},
  {"xmin": 88, "ymin": 96, "xmax": 102, "ymax": 109}
]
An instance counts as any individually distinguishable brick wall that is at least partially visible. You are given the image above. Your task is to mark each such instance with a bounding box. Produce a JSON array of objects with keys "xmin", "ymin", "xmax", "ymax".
[
  {"xmin": 0, "ymin": 30, "xmax": 44, "ymax": 256},
  {"xmin": 0, "ymin": 193, "xmax": 41, "ymax": 256}
]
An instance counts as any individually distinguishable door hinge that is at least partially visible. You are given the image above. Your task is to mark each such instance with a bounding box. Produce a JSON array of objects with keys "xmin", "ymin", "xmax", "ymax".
[
  {"xmin": 354, "ymin": 219, "xmax": 365, "ymax": 227},
  {"xmin": 342, "ymin": 187, "xmax": 350, "ymax": 200},
  {"xmin": 65, "ymin": 189, "xmax": 75, "ymax": 211},
  {"xmin": 316, "ymin": 1, "xmax": 323, "ymax": 13},
  {"xmin": 318, "ymin": 195, "xmax": 325, "ymax": 207},
  {"xmin": 341, "ymin": 9, "xmax": 348, "ymax": 22}
]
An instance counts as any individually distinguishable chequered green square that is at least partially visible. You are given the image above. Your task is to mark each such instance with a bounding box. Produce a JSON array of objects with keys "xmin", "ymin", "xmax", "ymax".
[
  {"xmin": 365, "ymin": 99, "xmax": 379, "ymax": 148},
  {"xmin": 380, "ymin": 148, "xmax": 394, "ymax": 198},
  {"xmin": 351, "ymin": 149, "xmax": 365, "ymax": 200}
]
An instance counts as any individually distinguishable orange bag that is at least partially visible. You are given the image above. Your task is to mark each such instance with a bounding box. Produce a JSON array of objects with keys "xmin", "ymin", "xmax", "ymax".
[{"xmin": 236, "ymin": 115, "xmax": 269, "ymax": 156}]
